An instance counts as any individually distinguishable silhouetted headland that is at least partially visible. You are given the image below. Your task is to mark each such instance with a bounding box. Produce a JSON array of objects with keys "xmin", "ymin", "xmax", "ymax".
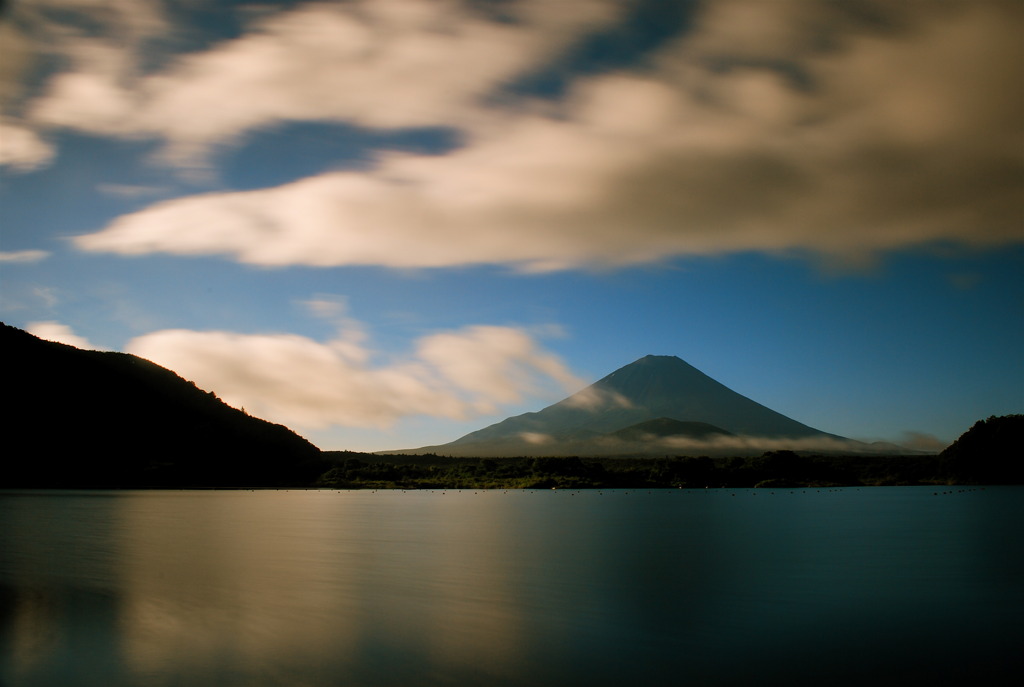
[{"xmin": 2, "ymin": 323, "xmax": 325, "ymax": 488}]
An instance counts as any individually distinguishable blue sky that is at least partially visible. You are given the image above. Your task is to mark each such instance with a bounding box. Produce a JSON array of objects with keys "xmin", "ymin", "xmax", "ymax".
[{"xmin": 1, "ymin": 0, "xmax": 1021, "ymax": 452}]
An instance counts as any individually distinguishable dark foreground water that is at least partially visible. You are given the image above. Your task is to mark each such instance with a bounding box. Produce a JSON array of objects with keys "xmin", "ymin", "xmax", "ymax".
[{"xmin": 1, "ymin": 487, "xmax": 1022, "ymax": 687}]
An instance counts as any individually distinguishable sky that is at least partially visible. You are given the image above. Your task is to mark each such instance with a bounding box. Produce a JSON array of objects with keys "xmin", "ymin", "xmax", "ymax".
[{"xmin": 1, "ymin": 0, "xmax": 1021, "ymax": 453}]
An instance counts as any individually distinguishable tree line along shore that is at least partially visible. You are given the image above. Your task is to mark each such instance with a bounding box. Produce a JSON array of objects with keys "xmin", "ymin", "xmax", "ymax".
[{"xmin": 312, "ymin": 415, "xmax": 1021, "ymax": 490}]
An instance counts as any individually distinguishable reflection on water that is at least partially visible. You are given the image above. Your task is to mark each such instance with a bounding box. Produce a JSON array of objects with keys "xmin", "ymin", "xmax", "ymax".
[{"xmin": 1, "ymin": 488, "xmax": 1022, "ymax": 686}]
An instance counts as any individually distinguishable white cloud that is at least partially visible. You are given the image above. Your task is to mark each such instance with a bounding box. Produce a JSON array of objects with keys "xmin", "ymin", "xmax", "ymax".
[
  {"xmin": 301, "ymin": 295, "xmax": 350, "ymax": 323},
  {"xmin": 416, "ymin": 325, "xmax": 584, "ymax": 413},
  {"xmin": 561, "ymin": 385, "xmax": 633, "ymax": 411},
  {"xmin": 0, "ymin": 249, "xmax": 50, "ymax": 263},
  {"xmin": 0, "ymin": 0, "xmax": 171, "ymax": 170},
  {"xmin": 520, "ymin": 432, "xmax": 553, "ymax": 446},
  {"xmin": 25, "ymin": 0, "xmax": 620, "ymax": 167},
  {"xmin": 7, "ymin": 1, "xmax": 1021, "ymax": 264},
  {"xmin": 125, "ymin": 322, "xmax": 581, "ymax": 430},
  {"xmin": 70, "ymin": 1, "xmax": 1023, "ymax": 269},
  {"xmin": 0, "ymin": 122, "xmax": 54, "ymax": 171},
  {"xmin": 27, "ymin": 320, "xmax": 100, "ymax": 350}
]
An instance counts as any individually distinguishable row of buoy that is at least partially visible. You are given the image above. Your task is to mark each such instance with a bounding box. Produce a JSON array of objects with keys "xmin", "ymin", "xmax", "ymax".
[{"xmin": 243, "ymin": 485, "xmax": 987, "ymax": 495}]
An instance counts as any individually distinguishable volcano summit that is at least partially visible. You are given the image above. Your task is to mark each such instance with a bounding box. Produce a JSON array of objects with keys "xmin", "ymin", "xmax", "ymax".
[{"xmin": 391, "ymin": 355, "xmax": 848, "ymax": 457}]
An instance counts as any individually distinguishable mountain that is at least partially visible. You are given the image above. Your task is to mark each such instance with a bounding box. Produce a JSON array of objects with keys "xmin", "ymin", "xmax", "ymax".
[
  {"xmin": 2, "ymin": 323, "xmax": 324, "ymax": 487},
  {"xmin": 391, "ymin": 354, "xmax": 845, "ymax": 456},
  {"xmin": 608, "ymin": 417, "xmax": 733, "ymax": 442}
]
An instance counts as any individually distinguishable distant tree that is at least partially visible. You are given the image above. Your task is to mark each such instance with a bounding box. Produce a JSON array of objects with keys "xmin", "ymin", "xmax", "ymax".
[
  {"xmin": 669, "ymin": 456, "xmax": 714, "ymax": 485},
  {"xmin": 531, "ymin": 457, "xmax": 587, "ymax": 477}
]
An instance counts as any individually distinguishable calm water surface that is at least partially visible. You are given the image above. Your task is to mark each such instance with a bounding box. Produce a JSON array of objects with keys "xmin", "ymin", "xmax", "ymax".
[{"xmin": 1, "ymin": 487, "xmax": 1022, "ymax": 686}]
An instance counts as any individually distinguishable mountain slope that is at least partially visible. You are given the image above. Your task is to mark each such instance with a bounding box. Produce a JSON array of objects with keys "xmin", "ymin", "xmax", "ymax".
[
  {"xmin": 2, "ymin": 323, "xmax": 324, "ymax": 487},
  {"xmin": 394, "ymin": 354, "xmax": 842, "ymax": 456},
  {"xmin": 608, "ymin": 417, "xmax": 733, "ymax": 442}
]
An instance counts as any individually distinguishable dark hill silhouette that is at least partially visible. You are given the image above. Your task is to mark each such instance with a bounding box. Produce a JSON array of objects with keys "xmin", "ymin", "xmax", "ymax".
[
  {"xmin": 390, "ymin": 354, "xmax": 846, "ymax": 456},
  {"xmin": 2, "ymin": 323, "xmax": 324, "ymax": 487},
  {"xmin": 940, "ymin": 414, "xmax": 1023, "ymax": 483}
]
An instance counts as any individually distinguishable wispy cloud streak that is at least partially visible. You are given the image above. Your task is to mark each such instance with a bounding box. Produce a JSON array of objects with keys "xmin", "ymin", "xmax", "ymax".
[{"xmin": 0, "ymin": 250, "xmax": 50, "ymax": 263}]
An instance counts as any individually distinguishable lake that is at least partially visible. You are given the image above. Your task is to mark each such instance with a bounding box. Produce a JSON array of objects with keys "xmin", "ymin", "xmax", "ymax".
[{"xmin": 1, "ymin": 487, "xmax": 1022, "ymax": 686}]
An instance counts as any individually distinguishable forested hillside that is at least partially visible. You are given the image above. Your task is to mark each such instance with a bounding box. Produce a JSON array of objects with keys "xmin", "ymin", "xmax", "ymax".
[{"xmin": 2, "ymin": 323, "xmax": 324, "ymax": 487}]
